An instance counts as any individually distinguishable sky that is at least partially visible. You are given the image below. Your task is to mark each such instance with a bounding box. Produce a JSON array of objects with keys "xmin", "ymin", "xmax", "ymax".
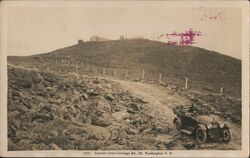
[{"xmin": 6, "ymin": 5, "xmax": 241, "ymax": 59}]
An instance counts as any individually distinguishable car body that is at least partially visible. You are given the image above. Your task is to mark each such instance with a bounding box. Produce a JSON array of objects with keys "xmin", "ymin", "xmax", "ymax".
[{"xmin": 173, "ymin": 105, "xmax": 231, "ymax": 143}]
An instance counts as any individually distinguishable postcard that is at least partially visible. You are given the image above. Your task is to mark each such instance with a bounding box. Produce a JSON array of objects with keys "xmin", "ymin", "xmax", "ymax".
[{"xmin": 0, "ymin": 0, "xmax": 249, "ymax": 157}]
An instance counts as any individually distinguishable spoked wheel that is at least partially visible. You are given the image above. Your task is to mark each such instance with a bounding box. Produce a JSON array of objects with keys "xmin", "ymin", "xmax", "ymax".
[
  {"xmin": 196, "ymin": 127, "xmax": 207, "ymax": 143},
  {"xmin": 175, "ymin": 118, "xmax": 182, "ymax": 131},
  {"xmin": 221, "ymin": 128, "xmax": 231, "ymax": 143}
]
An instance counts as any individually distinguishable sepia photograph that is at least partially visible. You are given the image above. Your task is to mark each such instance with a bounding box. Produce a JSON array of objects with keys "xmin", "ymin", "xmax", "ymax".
[{"xmin": 0, "ymin": 0, "xmax": 249, "ymax": 157}]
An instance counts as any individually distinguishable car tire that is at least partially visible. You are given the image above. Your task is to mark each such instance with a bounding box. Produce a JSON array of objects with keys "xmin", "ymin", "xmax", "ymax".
[
  {"xmin": 175, "ymin": 118, "xmax": 182, "ymax": 130},
  {"xmin": 196, "ymin": 127, "xmax": 207, "ymax": 143},
  {"xmin": 221, "ymin": 128, "xmax": 231, "ymax": 143}
]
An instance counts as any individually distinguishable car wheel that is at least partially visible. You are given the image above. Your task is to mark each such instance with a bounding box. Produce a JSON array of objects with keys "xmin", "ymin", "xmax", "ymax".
[
  {"xmin": 175, "ymin": 118, "xmax": 182, "ymax": 130},
  {"xmin": 196, "ymin": 127, "xmax": 207, "ymax": 143},
  {"xmin": 221, "ymin": 128, "xmax": 231, "ymax": 143}
]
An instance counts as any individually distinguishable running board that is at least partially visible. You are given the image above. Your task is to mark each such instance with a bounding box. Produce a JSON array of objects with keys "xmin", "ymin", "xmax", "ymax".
[{"xmin": 180, "ymin": 129, "xmax": 193, "ymax": 135}]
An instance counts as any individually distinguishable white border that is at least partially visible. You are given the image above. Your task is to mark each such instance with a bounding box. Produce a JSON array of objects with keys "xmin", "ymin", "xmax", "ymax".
[{"xmin": 0, "ymin": 1, "xmax": 249, "ymax": 157}]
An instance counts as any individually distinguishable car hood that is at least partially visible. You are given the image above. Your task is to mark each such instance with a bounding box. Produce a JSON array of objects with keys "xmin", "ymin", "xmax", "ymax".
[{"xmin": 195, "ymin": 115, "xmax": 213, "ymax": 125}]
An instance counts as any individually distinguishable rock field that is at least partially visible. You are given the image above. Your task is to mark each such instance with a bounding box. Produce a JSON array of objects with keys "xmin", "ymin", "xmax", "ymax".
[
  {"xmin": 8, "ymin": 66, "xmax": 174, "ymax": 150},
  {"xmin": 7, "ymin": 65, "xmax": 241, "ymax": 150}
]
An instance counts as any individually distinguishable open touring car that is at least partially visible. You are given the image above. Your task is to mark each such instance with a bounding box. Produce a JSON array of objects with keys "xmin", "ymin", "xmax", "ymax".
[{"xmin": 173, "ymin": 105, "xmax": 231, "ymax": 143}]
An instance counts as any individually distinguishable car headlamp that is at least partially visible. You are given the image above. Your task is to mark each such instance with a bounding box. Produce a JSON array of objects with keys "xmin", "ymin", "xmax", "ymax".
[
  {"xmin": 207, "ymin": 124, "xmax": 212, "ymax": 129},
  {"xmin": 219, "ymin": 124, "xmax": 224, "ymax": 128}
]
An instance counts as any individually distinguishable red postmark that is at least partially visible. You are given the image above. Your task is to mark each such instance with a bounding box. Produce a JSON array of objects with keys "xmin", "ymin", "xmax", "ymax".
[
  {"xmin": 193, "ymin": 6, "xmax": 225, "ymax": 21},
  {"xmin": 158, "ymin": 29, "xmax": 202, "ymax": 46}
]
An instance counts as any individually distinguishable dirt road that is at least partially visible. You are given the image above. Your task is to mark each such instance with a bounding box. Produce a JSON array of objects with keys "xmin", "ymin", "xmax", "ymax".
[
  {"xmin": 115, "ymin": 80, "xmax": 190, "ymax": 124},
  {"xmin": 114, "ymin": 79, "xmax": 241, "ymax": 150}
]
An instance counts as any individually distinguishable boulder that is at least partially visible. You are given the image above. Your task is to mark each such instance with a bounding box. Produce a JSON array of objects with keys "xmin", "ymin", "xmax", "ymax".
[
  {"xmin": 183, "ymin": 142, "xmax": 196, "ymax": 150},
  {"xmin": 81, "ymin": 93, "xmax": 89, "ymax": 101},
  {"xmin": 129, "ymin": 102, "xmax": 140, "ymax": 111},
  {"xmin": 91, "ymin": 113, "xmax": 112, "ymax": 127},
  {"xmin": 15, "ymin": 78, "xmax": 32, "ymax": 89},
  {"xmin": 105, "ymin": 93, "xmax": 115, "ymax": 101},
  {"xmin": 68, "ymin": 134, "xmax": 81, "ymax": 140},
  {"xmin": 32, "ymin": 113, "xmax": 53, "ymax": 122},
  {"xmin": 86, "ymin": 89, "xmax": 100, "ymax": 96},
  {"xmin": 12, "ymin": 119, "xmax": 22, "ymax": 130},
  {"xmin": 8, "ymin": 138, "xmax": 20, "ymax": 150},
  {"xmin": 33, "ymin": 72, "xmax": 44, "ymax": 83},
  {"xmin": 125, "ymin": 127, "xmax": 138, "ymax": 135},
  {"xmin": 94, "ymin": 96, "xmax": 111, "ymax": 112},
  {"xmin": 49, "ymin": 143, "xmax": 62, "ymax": 150},
  {"xmin": 132, "ymin": 97, "xmax": 148, "ymax": 104},
  {"xmin": 8, "ymin": 111, "xmax": 20, "ymax": 120},
  {"xmin": 22, "ymin": 99, "xmax": 32, "ymax": 109}
]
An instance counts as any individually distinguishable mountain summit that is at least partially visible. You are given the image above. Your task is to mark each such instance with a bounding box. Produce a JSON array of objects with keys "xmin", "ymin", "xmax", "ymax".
[{"xmin": 8, "ymin": 39, "xmax": 241, "ymax": 95}]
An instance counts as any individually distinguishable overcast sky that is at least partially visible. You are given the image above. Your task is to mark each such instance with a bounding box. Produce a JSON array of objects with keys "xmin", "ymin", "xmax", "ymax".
[{"xmin": 6, "ymin": 4, "xmax": 241, "ymax": 59}]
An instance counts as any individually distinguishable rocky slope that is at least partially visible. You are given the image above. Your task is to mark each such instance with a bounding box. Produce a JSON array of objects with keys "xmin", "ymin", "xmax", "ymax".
[
  {"xmin": 8, "ymin": 66, "xmax": 173, "ymax": 150},
  {"xmin": 8, "ymin": 65, "xmax": 241, "ymax": 150}
]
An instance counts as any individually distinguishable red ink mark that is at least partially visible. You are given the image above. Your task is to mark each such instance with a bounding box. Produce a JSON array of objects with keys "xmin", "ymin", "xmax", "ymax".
[
  {"xmin": 194, "ymin": 6, "xmax": 225, "ymax": 21},
  {"xmin": 158, "ymin": 29, "xmax": 202, "ymax": 46}
]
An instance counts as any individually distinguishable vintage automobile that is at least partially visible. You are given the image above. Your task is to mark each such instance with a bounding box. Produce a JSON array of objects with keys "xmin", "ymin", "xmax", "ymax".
[{"xmin": 173, "ymin": 105, "xmax": 231, "ymax": 143}]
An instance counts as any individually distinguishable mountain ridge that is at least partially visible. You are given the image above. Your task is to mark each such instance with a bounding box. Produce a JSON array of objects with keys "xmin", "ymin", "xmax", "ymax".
[{"xmin": 7, "ymin": 39, "xmax": 241, "ymax": 95}]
